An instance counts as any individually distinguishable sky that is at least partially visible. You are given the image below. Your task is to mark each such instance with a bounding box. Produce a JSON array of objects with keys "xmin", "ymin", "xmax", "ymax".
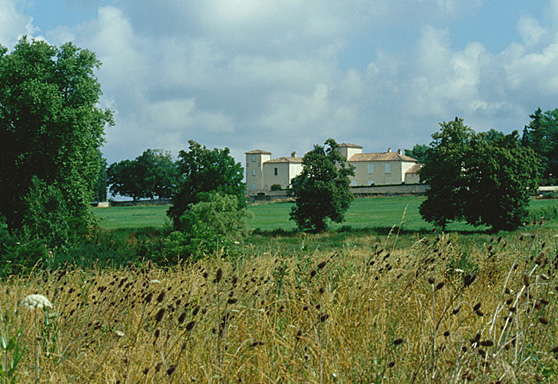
[{"xmin": 2, "ymin": 0, "xmax": 558, "ymax": 166}]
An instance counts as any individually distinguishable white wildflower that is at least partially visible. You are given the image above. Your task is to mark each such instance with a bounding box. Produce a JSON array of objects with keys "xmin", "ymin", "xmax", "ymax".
[
  {"xmin": 21, "ymin": 294, "xmax": 52, "ymax": 310},
  {"xmin": 233, "ymin": 241, "xmax": 240, "ymax": 245},
  {"xmin": 114, "ymin": 330, "xmax": 125, "ymax": 338},
  {"xmin": 150, "ymin": 279, "xmax": 161, "ymax": 284}
]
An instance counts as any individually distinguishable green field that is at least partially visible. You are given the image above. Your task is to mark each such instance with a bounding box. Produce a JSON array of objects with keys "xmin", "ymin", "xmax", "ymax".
[{"xmin": 92, "ymin": 196, "xmax": 558, "ymax": 232}]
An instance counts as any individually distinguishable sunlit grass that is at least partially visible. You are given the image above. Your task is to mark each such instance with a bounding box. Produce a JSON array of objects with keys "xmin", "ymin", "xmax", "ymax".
[
  {"xmin": 92, "ymin": 196, "xmax": 558, "ymax": 232},
  {"xmin": 4, "ymin": 227, "xmax": 558, "ymax": 382}
]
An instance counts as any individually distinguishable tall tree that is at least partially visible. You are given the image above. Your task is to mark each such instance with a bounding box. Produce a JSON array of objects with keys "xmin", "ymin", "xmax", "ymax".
[
  {"xmin": 94, "ymin": 151, "xmax": 108, "ymax": 202},
  {"xmin": 404, "ymin": 144, "xmax": 428, "ymax": 163},
  {"xmin": 420, "ymin": 118, "xmax": 541, "ymax": 231},
  {"xmin": 464, "ymin": 131, "xmax": 540, "ymax": 231},
  {"xmin": 107, "ymin": 159, "xmax": 143, "ymax": 201},
  {"xmin": 167, "ymin": 140, "xmax": 245, "ymax": 231},
  {"xmin": 521, "ymin": 107, "xmax": 558, "ymax": 183},
  {"xmin": 290, "ymin": 138, "xmax": 355, "ymax": 232},
  {"xmin": 419, "ymin": 118, "xmax": 473, "ymax": 231},
  {"xmin": 0, "ymin": 37, "xmax": 113, "ymax": 235},
  {"xmin": 108, "ymin": 149, "xmax": 178, "ymax": 201}
]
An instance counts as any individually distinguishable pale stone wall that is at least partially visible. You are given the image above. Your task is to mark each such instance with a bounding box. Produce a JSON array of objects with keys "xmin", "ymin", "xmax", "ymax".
[
  {"xmin": 263, "ymin": 162, "xmax": 291, "ymax": 190},
  {"xmin": 245, "ymin": 152, "xmax": 270, "ymax": 193},
  {"xmin": 350, "ymin": 161, "xmax": 407, "ymax": 186}
]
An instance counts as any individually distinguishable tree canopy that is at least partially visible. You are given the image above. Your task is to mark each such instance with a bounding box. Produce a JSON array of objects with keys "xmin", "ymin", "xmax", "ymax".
[
  {"xmin": 167, "ymin": 140, "xmax": 245, "ymax": 231},
  {"xmin": 107, "ymin": 149, "xmax": 178, "ymax": 201},
  {"xmin": 289, "ymin": 138, "xmax": 355, "ymax": 232},
  {"xmin": 0, "ymin": 37, "xmax": 113, "ymax": 236},
  {"xmin": 404, "ymin": 144, "xmax": 428, "ymax": 164},
  {"xmin": 521, "ymin": 107, "xmax": 558, "ymax": 183},
  {"xmin": 420, "ymin": 118, "xmax": 540, "ymax": 231}
]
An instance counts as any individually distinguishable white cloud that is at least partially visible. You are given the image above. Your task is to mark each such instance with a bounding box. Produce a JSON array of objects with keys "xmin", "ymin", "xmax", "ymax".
[
  {"xmin": 517, "ymin": 17, "xmax": 546, "ymax": 46},
  {"xmin": 0, "ymin": 0, "xmax": 37, "ymax": 48},
  {"xmin": 4, "ymin": 0, "xmax": 558, "ymax": 164}
]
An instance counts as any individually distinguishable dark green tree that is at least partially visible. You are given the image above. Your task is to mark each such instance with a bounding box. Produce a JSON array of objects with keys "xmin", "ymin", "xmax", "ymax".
[
  {"xmin": 419, "ymin": 118, "xmax": 473, "ymax": 231},
  {"xmin": 168, "ymin": 140, "xmax": 245, "ymax": 231},
  {"xmin": 0, "ymin": 37, "xmax": 113, "ymax": 235},
  {"xmin": 94, "ymin": 151, "xmax": 108, "ymax": 202},
  {"xmin": 107, "ymin": 159, "xmax": 143, "ymax": 201},
  {"xmin": 521, "ymin": 107, "xmax": 558, "ymax": 183},
  {"xmin": 290, "ymin": 138, "xmax": 355, "ymax": 232},
  {"xmin": 107, "ymin": 149, "xmax": 178, "ymax": 201},
  {"xmin": 464, "ymin": 131, "xmax": 540, "ymax": 231},
  {"xmin": 404, "ymin": 144, "xmax": 428, "ymax": 163},
  {"xmin": 138, "ymin": 149, "xmax": 179, "ymax": 199},
  {"xmin": 420, "ymin": 118, "xmax": 541, "ymax": 232}
]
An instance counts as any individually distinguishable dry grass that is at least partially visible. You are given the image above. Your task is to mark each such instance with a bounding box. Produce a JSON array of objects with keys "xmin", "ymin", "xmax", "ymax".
[{"xmin": 2, "ymin": 229, "xmax": 558, "ymax": 383}]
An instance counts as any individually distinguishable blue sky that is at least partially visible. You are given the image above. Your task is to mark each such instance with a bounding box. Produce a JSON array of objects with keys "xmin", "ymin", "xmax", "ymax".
[{"xmin": 2, "ymin": 0, "xmax": 558, "ymax": 165}]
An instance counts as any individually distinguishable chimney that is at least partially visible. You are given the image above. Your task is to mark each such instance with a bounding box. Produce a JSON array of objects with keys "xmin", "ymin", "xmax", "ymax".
[
  {"xmin": 397, "ymin": 149, "xmax": 402, "ymax": 155},
  {"xmin": 291, "ymin": 151, "xmax": 297, "ymax": 158},
  {"xmin": 387, "ymin": 147, "xmax": 392, "ymax": 153}
]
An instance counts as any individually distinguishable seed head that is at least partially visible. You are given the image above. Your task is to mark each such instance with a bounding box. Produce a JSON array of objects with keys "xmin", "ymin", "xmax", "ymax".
[
  {"xmin": 154, "ymin": 308, "xmax": 166, "ymax": 323},
  {"xmin": 464, "ymin": 274, "xmax": 476, "ymax": 287},
  {"xmin": 215, "ymin": 268, "xmax": 223, "ymax": 284},
  {"xmin": 185, "ymin": 320, "xmax": 196, "ymax": 331},
  {"xmin": 167, "ymin": 364, "xmax": 177, "ymax": 376},
  {"xmin": 178, "ymin": 312, "xmax": 187, "ymax": 324}
]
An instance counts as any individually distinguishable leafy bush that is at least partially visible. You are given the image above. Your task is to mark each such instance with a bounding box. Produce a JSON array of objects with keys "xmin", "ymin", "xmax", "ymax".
[
  {"xmin": 21, "ymin": 177, "xmax": 71, "ymax": 249},
  {"xmin": 270, "ymin": 184, "xmax": 282, "ymax": 191},
  {"xmin": 0, "ymin": 239, "xmax": 48, "ymax": 276},
  {"xmin": 149, "ymin": 192, "xmax": 251, "ymax": 263}
]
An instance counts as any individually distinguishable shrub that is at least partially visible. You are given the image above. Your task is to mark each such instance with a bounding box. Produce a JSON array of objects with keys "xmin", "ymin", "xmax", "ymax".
[
  {"xmin": 270, "ymin": 184, "xmax": 282, "ymax": 191},
  {"xmin": 21, "ymin": 177, "xmax": 72, "ymax": 249}
]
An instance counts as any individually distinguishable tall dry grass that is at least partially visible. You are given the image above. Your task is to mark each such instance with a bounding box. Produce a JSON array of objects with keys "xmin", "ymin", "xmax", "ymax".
[{"xmin": 2, "ymin": 229, "xmax": 558, "ymax": 383}]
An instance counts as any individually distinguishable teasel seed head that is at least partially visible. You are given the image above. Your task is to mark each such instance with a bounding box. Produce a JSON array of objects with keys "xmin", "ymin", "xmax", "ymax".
[
  {"xmin": 523, "ymin": 273, "xmax": 531, "ymax": 287},
  {"xmin": 215, "ymin": 268, "xmax": 223, "ymax": 284},
  {"xmin": 178, "ymin": 312, "xmax": 187, "ymax": 324},
  {"xmin": 154, "ymin": 308, "xmax": 166, "ymax": 323},
  {"xmin": 464, "ymin": 274, "xmax": 476, "ymax": 287},
  {"xmin": 185, "ymin": 320, "xmax": 196, "ymax": 331}
]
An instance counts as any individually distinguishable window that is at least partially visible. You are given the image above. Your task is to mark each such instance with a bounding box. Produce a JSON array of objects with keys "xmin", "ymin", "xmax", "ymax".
[
  {"xmin": 251, "ymin": 184, "xmax": 256, "ymax": 190},
  {"xmin": 351, "ymin": 181, "xmax": 357, "ymax": 186},
  {"xmin": 274, "ymin": 168, "xmax": 278, "ymax": 176},
  {"xmin": 367, "ymin": 163, "xmax": 374, "ymax": 174},
  {"xmin": 252, "ymin": 155, "xmax": 256, "ymax": 162},
  {"xmin": 385, "ymin": 163, "xmax": 391, "ymax": 174},
  {"xmin": 252, "ymin": 169, "xmax": 256, "ymax": 176}
]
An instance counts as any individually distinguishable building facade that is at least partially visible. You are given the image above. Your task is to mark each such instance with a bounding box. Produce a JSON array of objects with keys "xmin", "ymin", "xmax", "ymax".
[{"xmin": 245, "ymin": 143, "xmax": 422, "ymax": 195}]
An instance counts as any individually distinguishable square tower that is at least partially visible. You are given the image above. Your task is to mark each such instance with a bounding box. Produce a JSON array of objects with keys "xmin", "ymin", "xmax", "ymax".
[{"xmin": 245, "ymin": 150, "xmax": 271, "ymax": 193}]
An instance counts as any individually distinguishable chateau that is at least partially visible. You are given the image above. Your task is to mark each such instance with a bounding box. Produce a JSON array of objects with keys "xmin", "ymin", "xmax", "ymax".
[{"xmin": 245, "ymin": 143, "xmax": 422, "ymax": 195}]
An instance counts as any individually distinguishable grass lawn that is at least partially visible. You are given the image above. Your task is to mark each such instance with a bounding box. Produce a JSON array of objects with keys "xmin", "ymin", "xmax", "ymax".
[
  {"xmin": 92, "ymin": 196, "xmax": 558, "ymax": 232},
  {"xmin": 93, "ymin": 205, "xmax": 171, "ymax": 229}
]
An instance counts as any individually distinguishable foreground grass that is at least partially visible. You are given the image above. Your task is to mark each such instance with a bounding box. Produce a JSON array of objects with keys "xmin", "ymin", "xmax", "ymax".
[{"xmin": 4, "ymin": 228, "xmax": 558, "ymax": 382}]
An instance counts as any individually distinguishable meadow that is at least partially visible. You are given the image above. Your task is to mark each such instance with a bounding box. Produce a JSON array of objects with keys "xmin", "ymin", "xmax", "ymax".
[
  {"xmin": 93, "ymin": 195, "xmax": 558, "ymax": 231},
  {"xmin": 2, "ymin": 196, "xmax": 558, "ymax": 383}
]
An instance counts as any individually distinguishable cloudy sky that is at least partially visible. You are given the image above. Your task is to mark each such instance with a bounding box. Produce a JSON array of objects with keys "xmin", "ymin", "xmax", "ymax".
[{"xmin": 2, "ymin": 0, "xmax": 558, "ymax": 165}]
